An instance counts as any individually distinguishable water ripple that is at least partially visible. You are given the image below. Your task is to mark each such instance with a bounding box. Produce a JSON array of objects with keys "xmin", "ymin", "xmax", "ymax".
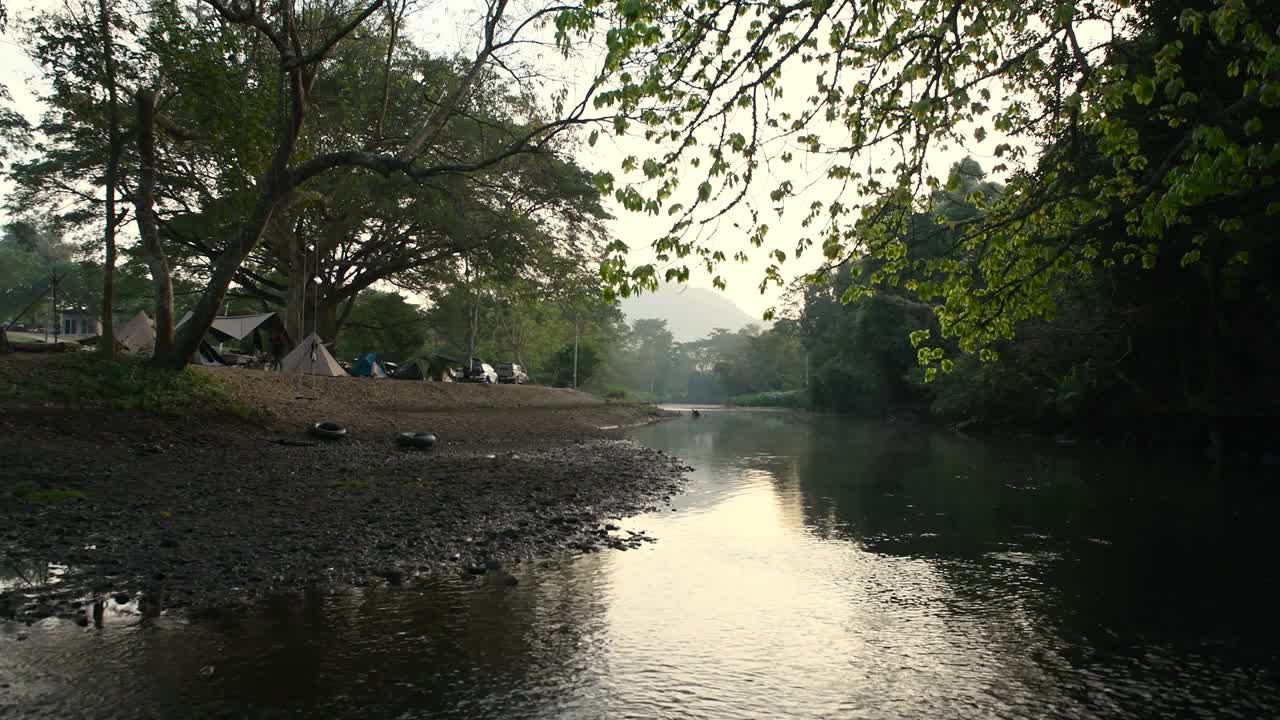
[{"xmin": 4, "ymin": 412, "xmax": 1279, "ymax": 719}]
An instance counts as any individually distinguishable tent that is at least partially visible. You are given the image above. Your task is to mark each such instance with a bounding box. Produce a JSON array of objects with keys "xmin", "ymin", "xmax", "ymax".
[
  {"xmin": 116, "ymin": 311, "xmax": 155, "ymax": 354},
  {"xmin": 278, "ymin": 333, "xmax": 347, "ymax": 376},
  {"xmin": 350, "ymin": 352, "xmax": 386, "ymax": 378},
  {"xmin": 392, "ymin": 357, "xmax": 429, "ymax": 380},
  {"xmin": 111, "ymin": 311, "xmax": 220, "ymax": 365}
]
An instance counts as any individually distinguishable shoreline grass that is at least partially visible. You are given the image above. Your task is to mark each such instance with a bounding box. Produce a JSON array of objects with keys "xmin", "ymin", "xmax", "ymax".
[{"xmin": 0, "ymin": 353, "xmax": 260, "ymax": 419}]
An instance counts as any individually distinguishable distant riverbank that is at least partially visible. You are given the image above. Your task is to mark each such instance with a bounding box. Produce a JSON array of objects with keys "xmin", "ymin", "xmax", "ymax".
[{"xmin": 0, "ymin": 354, "xmax": 687, "ymax": 625}]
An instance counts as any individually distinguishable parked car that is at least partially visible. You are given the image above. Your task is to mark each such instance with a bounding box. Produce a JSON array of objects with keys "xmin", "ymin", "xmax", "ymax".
[
  {"xmin": 496, "ymin": 363, "xmax": 529, "ymax": 384},
  {"xmin": 463, "ymin": 362, "xmax": 498, "ymax": 384}
]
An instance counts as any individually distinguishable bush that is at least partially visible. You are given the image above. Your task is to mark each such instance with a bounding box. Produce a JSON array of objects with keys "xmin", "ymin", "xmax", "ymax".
[
  {"xmin": 728, "ymin": 389, "xmax": 807, "ymax": 408},
  {"xmin": 0, "ymin": 353, "xmax": 256, "ymax": 418},
  {"xmin": 601, "ymin": 385, "xmax": 631, "ymax": 401}
]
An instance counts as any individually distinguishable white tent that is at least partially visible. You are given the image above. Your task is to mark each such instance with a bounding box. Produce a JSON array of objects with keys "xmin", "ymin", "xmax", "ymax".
[
  {"xmin": 116, "ymin": 311, "xmax": 155, "ymax": 353},
  {"xmin": 278, "ymin": 333, "xmax": 347, "ymax": 376}
]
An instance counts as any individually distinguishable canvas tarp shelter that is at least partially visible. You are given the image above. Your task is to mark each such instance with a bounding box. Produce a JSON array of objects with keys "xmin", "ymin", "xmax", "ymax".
[
  {"xmin": 177, "ymin": 311, "xmax": 263, "ymax": 341},
  {"xmin": 177, "ymin": 311, "xmax": 290, "ymax": 346},
  {"xmin": 279, "ymin": 333, "xmax": 347, "ymax": 376},
  {"xmin": 176, "ymin": 311, "xmax": 292, "ymax": 361},
  {"xmin": 116, "ymin": 311, "xmax": 155, "ymax": 353}
]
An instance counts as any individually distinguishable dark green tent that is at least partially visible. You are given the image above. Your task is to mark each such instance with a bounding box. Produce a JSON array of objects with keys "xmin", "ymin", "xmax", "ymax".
[
  {"xmin": 392, "ymin": 357, "xmax": 430, "ymax": 380},
  {"xmin": 427, "ymin": 354, "xmax": 460, "ymax": 380},
  {"xmin": 393, "ymin": 353, "xmax": 460, "ymax": 381}
]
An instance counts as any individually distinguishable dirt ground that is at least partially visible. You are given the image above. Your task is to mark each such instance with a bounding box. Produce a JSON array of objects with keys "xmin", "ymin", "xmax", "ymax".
[
  {"xmin": 0, "ymin": 354, "xmax": 687, "ymax": 625},
  {"xmin": 196, "ymin": 364, "xmax": 662, "ymax": 439}
]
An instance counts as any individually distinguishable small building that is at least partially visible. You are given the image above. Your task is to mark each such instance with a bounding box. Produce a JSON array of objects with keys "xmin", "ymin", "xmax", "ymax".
[{"xmin": 58, "ymin": 309, "xmax": 103, "ymax": 337}]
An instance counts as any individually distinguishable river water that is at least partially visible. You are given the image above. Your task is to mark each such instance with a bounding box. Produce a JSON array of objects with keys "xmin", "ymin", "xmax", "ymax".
[{"xmin": 3, "ymin": 409, "xmax": 1279, "ymax": 719}]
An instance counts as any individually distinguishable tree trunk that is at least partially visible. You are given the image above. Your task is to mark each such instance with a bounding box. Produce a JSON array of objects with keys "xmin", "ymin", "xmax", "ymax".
[
  {"xmin": 13, "ymin": 341, "xmax": 76, "ymax": 353},
  {"xmin": 133, "ymin": 90, "xmax": 177, "ymax": 364},
  {"xmin": 334, "ymin": 296, "xmax": 358, "ymax": 338},
  {"xmin": 162, "ymin": 179, "xmax": 286, "ymax": 369},
  {"xmin": 0, "ymin": 327, "xmax": 10, "ymax": 355},
  {"xmin": 1205, "ymin": 255, "xmax": 1224, "ymax": 479},
  {"xmin": 466, "ymin": 263, "xmax": 479, "ymax": 367},
  {"xmin": 572, "ymin": 314, "xmax": 580, "ymax": 389},
  {"xmin": 315, "ymin": 300, "xmax": 339, "ymax": 343},
  {"xmin": 374, "ymin": 0, "xmax": 406, "ymax": 143},
  {"xmin": 468, "ymin": 293, "xmax": 480, "ymax": 367},
  {"xmin": 97, "ymin": 0, "xmax": 122, "ymax": 357},
  {"xmin": 158, "ymin": 52, "xmax": 312, "ymax": 369}
]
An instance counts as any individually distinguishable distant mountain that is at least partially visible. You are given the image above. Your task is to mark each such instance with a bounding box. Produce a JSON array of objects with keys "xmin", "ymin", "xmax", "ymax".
[{"xmin": 621, "ymin": 285, "xmax": 759, "ymax": 342}]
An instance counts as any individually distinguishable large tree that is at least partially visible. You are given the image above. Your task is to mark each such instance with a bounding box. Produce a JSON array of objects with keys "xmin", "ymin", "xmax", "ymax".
[{"xmin": 15, "ymin": 0, "xmax": 620, "ymax": 368}]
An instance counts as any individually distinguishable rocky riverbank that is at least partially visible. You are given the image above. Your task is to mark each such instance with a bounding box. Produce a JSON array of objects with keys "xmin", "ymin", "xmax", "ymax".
[{"xmin": 0, "ymin": 356, "xmax": 687, "ymax": 625}]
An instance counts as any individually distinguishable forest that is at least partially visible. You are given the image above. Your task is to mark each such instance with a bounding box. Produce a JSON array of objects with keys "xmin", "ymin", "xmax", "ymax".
[{"xmin": 0, "ymin": 0, "xmax": 1275, "ymax": 459}]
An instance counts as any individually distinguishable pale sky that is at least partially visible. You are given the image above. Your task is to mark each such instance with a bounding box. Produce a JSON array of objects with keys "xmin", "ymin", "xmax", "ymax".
[{"xmin": 0, "ymin": 0, "xmax": 1062, "ymax": 321}]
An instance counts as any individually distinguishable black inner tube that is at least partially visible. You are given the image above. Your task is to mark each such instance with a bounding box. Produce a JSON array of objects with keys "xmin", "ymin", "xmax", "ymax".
[
  {"xmin": 308, "ymin": 422, "xmax": 348, "ymax": 440},
  {"xmin": 396, "ymin": 432, "xmax": 436, "ymax": 448}
]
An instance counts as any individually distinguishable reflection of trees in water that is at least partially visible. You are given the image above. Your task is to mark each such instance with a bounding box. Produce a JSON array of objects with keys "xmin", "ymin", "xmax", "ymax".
[
  {"xmin": 0, "ymin": 558, "xmax": 64, "ymax": 592},
  {"xmin": 637, "ymin": 411, "xmax": 813, "ymax": 461},
  {"xmin": 17, "ymin": 567, "xmax": 614, "ymax": 718},
  {"xmin": 740, "ymin": 412, "xmax": 1280, "ymax": 704}
]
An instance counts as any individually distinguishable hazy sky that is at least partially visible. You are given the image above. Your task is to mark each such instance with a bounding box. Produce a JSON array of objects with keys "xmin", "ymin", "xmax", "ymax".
[{"xmin": 0, "ymin": 0, "xmax": 1044, "ymax": 320}]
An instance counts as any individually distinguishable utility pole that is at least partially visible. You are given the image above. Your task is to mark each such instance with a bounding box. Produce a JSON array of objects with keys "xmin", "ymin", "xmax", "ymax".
[
  {"xmin": 50, "ymin": 272, "xmax": 60, "ymax": 342},
  {"xmin": 572, "ymin": 312, "xmax": 580, "ymax": 389}
]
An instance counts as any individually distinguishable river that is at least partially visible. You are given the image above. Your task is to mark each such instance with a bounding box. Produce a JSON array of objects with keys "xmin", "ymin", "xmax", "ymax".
[{"xmin": 3, "ymin": 409, "xmax": 1279, "ymax": 718}]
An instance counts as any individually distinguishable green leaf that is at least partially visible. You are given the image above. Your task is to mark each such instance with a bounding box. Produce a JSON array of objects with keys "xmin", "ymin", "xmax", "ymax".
[
  {"xmin": 1133, "ymin": 76, "xmax": 1156, "ymax": 105},
  {"xmin": 588, "ymin": 129, "xmax": 599, "ymax": 147}
]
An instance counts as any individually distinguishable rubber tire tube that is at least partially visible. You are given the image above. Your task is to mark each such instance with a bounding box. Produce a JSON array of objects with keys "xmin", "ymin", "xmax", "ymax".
[
  {"xmin": 396, "ymin": 432, "xmax": 437, "ymax": 449},
  {"xmin": 308, "ymin": 422, "xmax": 348, "ymax": 440}
]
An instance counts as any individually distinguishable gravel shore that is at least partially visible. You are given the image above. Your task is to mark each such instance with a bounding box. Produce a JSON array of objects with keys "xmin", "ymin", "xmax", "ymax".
[{"xmin": 0, "ymin": 358, "xmax": 687, "ymax": 624}]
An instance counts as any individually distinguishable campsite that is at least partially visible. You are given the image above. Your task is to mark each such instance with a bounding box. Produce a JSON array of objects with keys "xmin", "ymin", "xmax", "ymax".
[
  {"xmin": 4, "ymin": 0, "xmax": 1280, "ymax": 717},
  {"xmin": 6, "ymin": 307, "xmax": 543, "ymax": 387}
]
